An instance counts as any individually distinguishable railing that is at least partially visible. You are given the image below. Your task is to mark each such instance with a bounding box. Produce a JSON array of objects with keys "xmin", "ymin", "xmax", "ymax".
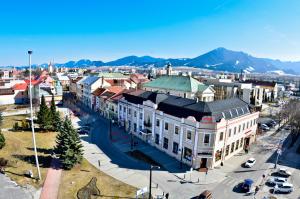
[{"xmin": 144, "ymin": 121, "xmax": 152, "ymax": 128}]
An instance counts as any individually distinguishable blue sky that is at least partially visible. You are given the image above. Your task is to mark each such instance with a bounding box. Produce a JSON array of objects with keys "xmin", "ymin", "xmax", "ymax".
[{"xmin": 0, "ymin": 0, "xmax": 300, "ymax": 65}]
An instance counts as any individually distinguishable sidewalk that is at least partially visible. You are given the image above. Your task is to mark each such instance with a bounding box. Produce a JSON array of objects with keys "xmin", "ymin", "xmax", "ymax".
[
  {"xmin": 82, "ymin": 140, "xmax": 164, "ymax": 197},
  {"xmin": 39, "ymin": 158, "xmax": 62, "ymax": 199}
]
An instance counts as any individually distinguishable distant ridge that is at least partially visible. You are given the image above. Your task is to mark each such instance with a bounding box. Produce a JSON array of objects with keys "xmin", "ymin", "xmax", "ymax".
[{"xmin": 4, "ymin": 48, "xmax": 300, "ymax": 74}]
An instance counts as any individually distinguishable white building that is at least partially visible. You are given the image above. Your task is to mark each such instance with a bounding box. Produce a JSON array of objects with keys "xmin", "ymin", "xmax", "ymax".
[{"xmin": 118, "ymin": 91, "xmax": 259, "ymax": 169}]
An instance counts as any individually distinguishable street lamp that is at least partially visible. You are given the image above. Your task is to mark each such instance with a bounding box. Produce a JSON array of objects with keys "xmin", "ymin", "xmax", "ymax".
[
  {"xmin": 149, "ymin": 165, "xmax": 160, "ymax": 199},
  {"xmin": 28, "ymin": 51, "xmax": 42, "ymax": 181}
]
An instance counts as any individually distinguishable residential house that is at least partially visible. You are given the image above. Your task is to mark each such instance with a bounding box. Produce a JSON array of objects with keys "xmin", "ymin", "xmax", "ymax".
[
  {"xmin": 118, "ymin": 91, "xmax": 259, "ymax": 169},
  {"xmin": 243, "ymin": 80, "xmax": 278, "ymax": 102}
]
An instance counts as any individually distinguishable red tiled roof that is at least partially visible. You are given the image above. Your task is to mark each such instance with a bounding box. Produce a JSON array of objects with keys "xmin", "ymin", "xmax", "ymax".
[
  {"xmin": 24, "ymin": 79, "xmax": 40, "ymax": 85},
  {"xmin": 108, "ymin": 86, "xmax": 124, "ymax": 94},
  {"xmin": 13, "ymin": 83, "xmax": 28, "ymax": 90}
]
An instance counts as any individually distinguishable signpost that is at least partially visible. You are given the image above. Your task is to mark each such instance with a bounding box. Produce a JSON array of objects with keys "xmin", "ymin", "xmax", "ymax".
[{"xmin": 136, "ymin": 187, "xmax": 148, "ymax": 199}]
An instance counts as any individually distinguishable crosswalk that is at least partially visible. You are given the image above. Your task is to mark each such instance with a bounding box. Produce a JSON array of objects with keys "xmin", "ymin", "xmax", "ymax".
[{"xmin": 220, "ymin": 177, "xmax": 242, "ymax": 187}]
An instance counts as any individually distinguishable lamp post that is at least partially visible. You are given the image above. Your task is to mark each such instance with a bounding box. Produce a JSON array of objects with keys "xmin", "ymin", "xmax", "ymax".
[
  {"xmin": 149, "ymin": 165, "xmax": 160, "ymax": 199},
  {"xmin": 28, "ymin": 51, "xmax": 41, "ymax": 181}
]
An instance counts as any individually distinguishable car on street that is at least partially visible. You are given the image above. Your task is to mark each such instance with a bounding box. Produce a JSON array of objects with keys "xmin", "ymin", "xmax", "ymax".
[
  {"xmin": 273, "ymin": 183, "xmax": 294, "ymax": 193},
  {"xmin": 197, "ymin": 190, "xmax": 212, "ymax": 199},
  {"xmin": 241, "ymin": 179, "xmax": 254, "ymax": 192},
  {"xmin": 79, "ymin": 126, "xmax": 90, "ymax": 131},
  {"xmin": 244, "ymin": 158, "xmax": 256, "ymax": 168},
  {"xmin": 260, "ymin": 124, "xmax": 270, "ymax": 131},
  {"xmin": 266, "ymin": 177, "xmax": 288, "ymax": 186},
  {"xmin": 274, "ymin": 168, "xmax": 292, "ymax": 177},
  {"xmin": 78, "ymin": 129, "xmax": 89, "ymax": 135}
]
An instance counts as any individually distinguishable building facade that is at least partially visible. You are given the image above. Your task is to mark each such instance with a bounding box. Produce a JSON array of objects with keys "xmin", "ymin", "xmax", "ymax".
[{"xmin": 118, "ymin": 91, "xmax": 259, "ymax": 169}]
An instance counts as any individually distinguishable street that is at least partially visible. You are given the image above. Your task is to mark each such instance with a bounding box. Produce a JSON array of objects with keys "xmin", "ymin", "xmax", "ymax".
[{"xmin": 64, "ymin": 100, "xmax": 300, "ymax": 199}]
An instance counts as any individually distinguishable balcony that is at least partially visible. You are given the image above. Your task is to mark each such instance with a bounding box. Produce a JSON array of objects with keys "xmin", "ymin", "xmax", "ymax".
[{"xmin": 144, "ymin": 121, "xmax": 152, "ymax": 128}]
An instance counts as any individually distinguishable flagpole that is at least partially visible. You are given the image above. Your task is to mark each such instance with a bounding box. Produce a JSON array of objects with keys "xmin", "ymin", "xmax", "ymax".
[{"xmin": 28, "ymin": 50, "xmax": 41, "ymax": 180}]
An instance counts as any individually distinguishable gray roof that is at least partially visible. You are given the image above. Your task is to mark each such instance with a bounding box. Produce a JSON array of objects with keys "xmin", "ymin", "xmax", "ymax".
[
  {"xmin": 83, "ymin": 76, "xmax": 100, "ymax": 86},
  {"xmin": 123, "ymin": 91, "xmax": 251, "ymax": 122}
]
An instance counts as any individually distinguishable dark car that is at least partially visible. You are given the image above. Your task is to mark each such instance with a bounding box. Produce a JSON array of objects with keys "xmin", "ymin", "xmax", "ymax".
[
  {"xmin": 197, "ymin": 190, "xmax": 212, "ymax": 199},
  {"xmin": 241, "ymin": 179, "xmax": 254, "ymax": 192},
  {"xmin": 78, "ymin": 129, "xmax": 88, "ymax": 135}
]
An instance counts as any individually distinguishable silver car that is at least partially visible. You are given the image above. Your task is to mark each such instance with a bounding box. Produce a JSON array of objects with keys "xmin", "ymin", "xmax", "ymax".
[{"xmin": 267, "ymin": 177, "xmax": 287, "ymax": 186}]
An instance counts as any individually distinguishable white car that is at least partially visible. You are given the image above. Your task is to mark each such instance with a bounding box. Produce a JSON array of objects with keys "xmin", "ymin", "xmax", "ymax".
[
  {"xmin": 276, "ymin": 168, "xmax": 292, "ymax": 177},
  {"xmin": 244, "ymin": 158, "xmax": 256, "ymax": 168},
  {"xmin": 267, "ymin": 177, "xmax": 287, "ymax": 186},
  {"xmin": 274, "ymin": 183, "xmax": 294, "ymax": 193}
]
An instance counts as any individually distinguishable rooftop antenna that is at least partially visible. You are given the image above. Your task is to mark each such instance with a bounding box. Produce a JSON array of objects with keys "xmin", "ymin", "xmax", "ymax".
[{"xmin": 28, "ymin": 50, "xmax": 42, "ymax": 181}]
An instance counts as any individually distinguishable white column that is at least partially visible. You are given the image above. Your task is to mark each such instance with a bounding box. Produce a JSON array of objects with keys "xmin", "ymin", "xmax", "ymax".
[
  {"xmin": 179, "ymin": 125, "xmax": 184, "ymax": 150},
  {"xmin": 159, "ymin": 119, "xmax": 163, "ymax": 145},
  {"xmin": 193, "ymin": 131, "xmax": 198, "ymax": 157},
  {"xmin": 151, "ymin": 111, "xmax": 155, "ymax": 141},
  {"xmin": 142, "ymin": 107, "xmax": 144, "ymax": 129},
  {"xmin": 136, "ymin": 105, "xmax": 140, "ymax": 132}
]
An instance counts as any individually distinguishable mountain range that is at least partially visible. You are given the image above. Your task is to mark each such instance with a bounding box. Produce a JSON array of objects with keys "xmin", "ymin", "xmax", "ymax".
[{"xmin": 9, "ymin": 47, "xmax": 300, "ymax": 74}]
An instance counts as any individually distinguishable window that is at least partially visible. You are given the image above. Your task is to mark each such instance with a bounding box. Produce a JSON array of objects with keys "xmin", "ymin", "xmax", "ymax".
[
  {"xmin": 139, "ymin": 113, "xmax": 143, "ymax": 120},
  {"xmin": 128, "ymin": 121, "xmax": 131, "ymax": 130},
  {"xmin": 134, "ymin": 111, "xmax": 137, "ymax": 117},
  {"xmin": 240, "ymin": 138, "xmax": 244, "ymax": 148},
  {"xmin": 139, "ymin": 125, "xmax": 142, "ymax": 131},
  {"xmin": 238, "ymin": 125, "xmax": 241, "ymax": 133},
  {"xmin": 204, "ymin": 134, "xmax": 210, "ymax": 144},
  {"xmin": 128, "ymin": 108, "xmax": 131, "ymax": 115},
  {"xmin": 164, "ymin": 122, "xmax": 169, "ymax": 130},
  {"xmin": 247, "ymin": 122, "xmax": 249, "ymax": 129},
  {"xmin": 234, "ymin": 127, "xmax": 237, "ymax": 135},
  {"xmin": 228, "ymin": 129, "xmax": 232, "ymax": 137},
  {"xmin": 225, "ymin": 145, "xmax": 230, "ymax": 156},
  {"xmin": 174, "ymin": 126, "xmax": 179, "ymax": 135},
  {"xmin": 156, "ymin": 119, "xmax": 160, "ymax": 127},
  {"xmin": 219, "ymin": 132, "xmax": 224, "ymax": 141},
  {"xmin": 172, "ymin": 142, "xmax": 179, "ymax": 154},
  {"xmin": 215, "ymin": 150, "xmax": 222, "ymax": 161},
  {"xmin": 163, "ymin": 138, "xmax": 168, "ymax": 149},
  {"xmin": 250, "ymin": 120, "xmax": 252, "ymax": 127},
  {"xmin": 230, "ymin": 142, "xmax": 235, "ymax": 153},
  {"xmin": 119, "ymin": 105, "xmax": 122, "ymax": 111},
  {"xmin": 184, "ymin": 147, "xmax": 192, "ymax": 161},
  {"xmin": 186, "ymin": 130, "xmax": 192, "ymax": 140},
  {"xmin": 123, "ymin": 107, "xmax": 126, "ymax": 113},
  {"xmin": 133, "ymin": 123, "xmax": 137, "ymax": 132},
  {"xmin": 155, "ymin": 134, "xmax": 159, "ymax": 145},
  {"xmin": 235, "ymin": 140, "xmax": 239, "ymax": 150},
  {"xmin": 243, "ymin": 123, "xmax": 245, "ymax": 130}
]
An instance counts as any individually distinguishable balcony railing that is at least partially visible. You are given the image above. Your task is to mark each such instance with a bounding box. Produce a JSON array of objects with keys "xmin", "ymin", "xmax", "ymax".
[{"xmin": 144, "ymin": 121, "xmax": 152, "ymax": 128}]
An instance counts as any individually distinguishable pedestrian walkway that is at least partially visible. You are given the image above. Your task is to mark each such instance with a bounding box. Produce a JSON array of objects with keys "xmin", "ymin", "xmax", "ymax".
[
  {"xmin": 0, "ymin": 174, "xmax": 35, "ymax": 199},
  {"xmin": 39, "ymin": 158, "xmax": 62, "ymax": 199},
  {"xmin": 82, "ymin": 140, "xmax": 165, "ymax": 197}
]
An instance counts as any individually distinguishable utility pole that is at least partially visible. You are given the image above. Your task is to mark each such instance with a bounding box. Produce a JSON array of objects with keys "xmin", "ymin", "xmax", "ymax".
[
  {"xmin": 149, "ymin": 165, "xmax": 160, "ymax": 199},
  {"xmin": 274, "ymin": 139, "xmax": 283, "ymax": 169},
  {"xmin": 28, "ymin": 51, "xmax": 41, "ymax": 181}
]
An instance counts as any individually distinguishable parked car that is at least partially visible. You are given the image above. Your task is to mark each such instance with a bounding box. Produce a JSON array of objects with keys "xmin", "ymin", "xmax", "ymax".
[
  {"xmin": 79, "ymin": 126, "xmax": 90, "ymax": 131},
  {"xmin": 270, "ymin": 120, "xmax": 277, "ymax": 126},
  {"xmin": 78, "ymin": 129, "xmax": 89, "ymax": 135},
  {"xmin": 267, "ymin": 177, "xmax": 287, "ymax": 186},
  {"xmin": 197, "ymin": 190, "xmax": 212, "ymax": 199},
  {"xmin": 284, "ymin": 125, "xmax": 291, "ymax": 130},
  {"xmin": 260, "ymin": 124, "xmax": 270, "ymax": 131},
  {"xmin": 245, "ymin": 158, "xmax": 256, "ymax": 168},
  {"xmin": 241, "ymin": 179, "xmax": 254, "ymax": 192},
  {"xmin": 274, "ymin": 183, "xmax": 294, "ymax": 193},
  {"xmin": 275, "ymin": 168, "xmax": 292, "ymax": 177}
]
